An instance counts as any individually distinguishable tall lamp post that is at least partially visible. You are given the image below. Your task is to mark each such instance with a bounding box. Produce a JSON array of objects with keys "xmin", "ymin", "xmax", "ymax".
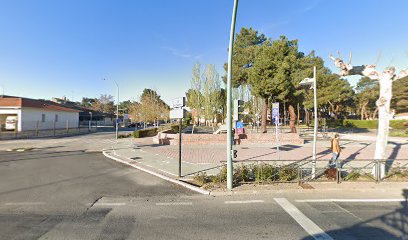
[
  {"xmin": 103, "ymin": 78, "xmax": 119, "ymax": 139},
  {"xmin": 299, "ymin": 66, "xmax": 317, "ymax": 178},
  {"xmin": 226, "ymin": 0, "xmax": 239, "ymax": 190}
]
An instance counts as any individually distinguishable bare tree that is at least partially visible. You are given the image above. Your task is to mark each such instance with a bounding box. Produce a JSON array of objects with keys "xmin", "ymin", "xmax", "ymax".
[{"xmin": 330, "ymin": 52, "xmax": 408, "ymax": 177}]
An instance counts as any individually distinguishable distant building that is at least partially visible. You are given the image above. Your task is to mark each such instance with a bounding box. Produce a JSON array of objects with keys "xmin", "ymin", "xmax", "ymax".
[
  {"xmin": 0, "ymin": 95, "xmax": 80, "ymax": 131},
  {"xmin": 51, "ymin": 96, "xmax": 115, "ymax": 126}
]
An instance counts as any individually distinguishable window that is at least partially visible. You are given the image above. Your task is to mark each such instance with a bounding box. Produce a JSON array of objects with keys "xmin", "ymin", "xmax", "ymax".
[
  {"xmin": 55, "ymin": 114, "xmax": 58, "ymax": 122},
  {"xmin": 41, "ymin": 114, "xmax": 46, "ymax": 122}
]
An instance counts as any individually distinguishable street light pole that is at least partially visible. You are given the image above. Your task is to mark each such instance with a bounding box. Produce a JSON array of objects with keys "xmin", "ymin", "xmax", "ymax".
[
  {"xmin": 299, "ymin": 66, "xmax": 317, "ymax": 178},
  {"xmin": 226, "ymin": 0, "xmax": 239, "ymax": 191},
  {"xmin": 114, "ymin": 80, "xmax": 119, "ymax": 140},
  {"xmin": 312, "ymin": 66, "xmax": 317, "ymax": 178}
]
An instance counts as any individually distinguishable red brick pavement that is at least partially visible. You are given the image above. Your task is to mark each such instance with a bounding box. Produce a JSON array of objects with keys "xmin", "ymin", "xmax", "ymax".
[{"xmin": 132, "ymin": 138, "xmax": 408, "ymax": 164}]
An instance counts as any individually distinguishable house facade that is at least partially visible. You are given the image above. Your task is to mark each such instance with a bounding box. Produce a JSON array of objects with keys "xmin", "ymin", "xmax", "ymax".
[{"xmin": 0, "ymin": 95, "xmax": 80, "ymax": 131}]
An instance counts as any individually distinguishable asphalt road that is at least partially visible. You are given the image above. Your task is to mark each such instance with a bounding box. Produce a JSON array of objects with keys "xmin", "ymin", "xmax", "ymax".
[{"xmin": 0, "ymin": 132, "xmax": 407, "ymax": 239}]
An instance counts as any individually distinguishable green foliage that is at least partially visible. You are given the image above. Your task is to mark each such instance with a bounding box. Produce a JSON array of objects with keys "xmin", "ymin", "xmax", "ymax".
[
  {"xmin": 133, "ymin": 128, "xmax": 158, "ymax": 138},
  {"xmin": 253, "ymin": 164, "xmax": 279, "ymax": 182},
  {"xmin": 170, "ymin": 122, "xmax": 188, "ymax": 133},
  {"xmin": 234, "ymin": 164, "xmax": 253, "ymax": 183},
  {"xmin": 118, "ymin": 133, "xmax": 132, "ymax": 139},
  {"xmin": 211, "ymin": 166, "xmax": 227, "ymax": 183},
  {"xmin": 279, "ymin": 166, "xmax": 298, "ymax": 181},
  {"xmin": 392, "ymin": 76, "xmax": 408, "ymax": 113},
  {"xmin": 193, "ymin": 172, "xmax": 211, "ymax": 186}
]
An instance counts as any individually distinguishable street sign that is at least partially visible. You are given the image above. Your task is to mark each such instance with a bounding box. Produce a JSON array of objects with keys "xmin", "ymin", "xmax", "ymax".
[
  {"xmin": 272, "ymin": 102, "xmax": 279, "ymax": 125},
  {"xmin": 170, "ymin": 108, "xmax": 186, "ymax": 119},
  {"xmin": 116, "ymin": 118, "xmax": 121, "ymax": 124},
  {"xmin": 172, "ymin": 97, "xmax": 185, "ymax": 108}
]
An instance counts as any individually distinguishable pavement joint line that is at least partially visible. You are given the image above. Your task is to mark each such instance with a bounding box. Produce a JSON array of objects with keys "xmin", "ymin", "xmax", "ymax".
[
  {"xmin": 295, "ymin": 198, "xmax": 406, "ymax": 203},
  {"xmin": 274, "ymin": 198, "xmax": 333, "ymax": 240},
  {"xmin": 102, "ymin": 151, "xmax": 210, "ymax": 195},
  {"xmin": 224, "ymin": 200, "xmax": 264, "ymax": 204},
  {"xmin": 5, "ymin": 202, "xmax": 46, "ymax": 206},
  {"xmin": 94, "ymin": 202, "xmax": 126, "ymax": 206},
  {"xmin": 156, "ymin": 202, "xmax": 192, "ymax": 206}
]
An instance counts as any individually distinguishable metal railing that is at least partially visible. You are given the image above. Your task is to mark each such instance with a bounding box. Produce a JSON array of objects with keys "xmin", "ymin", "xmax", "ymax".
[
  {"xmin": 191, "ymin": 158, "xmax": 408, "ymax": 187},
  {"xmin": 0, "ymin": 120, "xmax": 97, "ymax": 140}
]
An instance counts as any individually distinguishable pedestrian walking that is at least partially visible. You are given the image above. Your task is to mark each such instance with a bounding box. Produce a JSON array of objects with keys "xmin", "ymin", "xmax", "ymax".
[{"xmin": 330, "ymin": 133, "xmax": 341, "ymax": 167}]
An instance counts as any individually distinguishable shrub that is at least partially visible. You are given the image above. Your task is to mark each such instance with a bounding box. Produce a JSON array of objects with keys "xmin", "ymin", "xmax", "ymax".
[
  {"xmin": 118, "ymin": 133, "xmax": 132, "ymax": 139},
  {"xmin": 133, "ymin": 128, "xmax": 158, "ymax": 138},
  {"xmin": 253, "ymin": 164, "xmax": 279, "ymax": 182},
  {"xmin": 279, "ymin": 166, "xmax": 298, "ymax": 182},
  {"xmin": 234, "ymin": 164, "xmax": 252, "ymax": 183},
  {"xmin": 170, "ymin": 122, "xmax": 188, "ymax": 133},
  {"xmin": 193, "ymin": 172, "xmax": 211, "ymax": 186}
]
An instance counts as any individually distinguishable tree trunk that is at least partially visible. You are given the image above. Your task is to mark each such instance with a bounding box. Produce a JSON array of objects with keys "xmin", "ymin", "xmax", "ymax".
[
  {"xmin": 305, "ymin": 109, "xmax": 310, "ymax": 127},
  {"xmin": 261, "ymin": 97, "xmax": 268, "ymax": 133},
  {"xmin": 371, "ymin": 107, "xmax": 378, "ymax": 120},
  {"xmin": 283, "ymin": 100, "xmax": 287, "ymax": 126},
  {"xmin": 374, "ymin": 75, "xmax": 393, "ymax": 178},
  {"xmin": 297, "ymin": 103, "xmax": 300, "ymax": 126},
  {"xmin": 288, "ymin": 105, "xmax": 297, "ymax": 133},
  {"xmin": 360, "ymin": 103, "xmax": 367, "ymax": 120}
]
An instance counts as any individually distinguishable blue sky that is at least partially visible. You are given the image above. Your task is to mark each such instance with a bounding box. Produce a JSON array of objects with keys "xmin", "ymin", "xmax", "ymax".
[{"xmin": 0, "ymin": 0, "xmax": 407, "ymax": 104}]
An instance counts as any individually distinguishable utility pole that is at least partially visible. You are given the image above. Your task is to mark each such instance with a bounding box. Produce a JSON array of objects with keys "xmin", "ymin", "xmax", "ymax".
[
  {"xmin": 226, "ymin": 0, "xmax": 239, "ymax": 190},
  {"xmin": 115, "ymin": 80, "xmax": 119, "ymax": 140},
  {"xmin": 312, "ymin": 66, "xmax": 317, "ymax": 178}
]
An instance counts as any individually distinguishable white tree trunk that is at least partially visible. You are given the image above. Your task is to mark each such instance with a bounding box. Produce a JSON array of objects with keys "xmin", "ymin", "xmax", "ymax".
[{"xmin": 374, "ymin": 73, "xmax": 393, "ymax": 178}]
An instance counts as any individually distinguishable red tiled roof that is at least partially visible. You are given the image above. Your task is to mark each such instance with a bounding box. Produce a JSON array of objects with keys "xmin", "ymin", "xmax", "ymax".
[{"xmin": 0, "ymin": 95, "xmax": 80, "ymax": 112}]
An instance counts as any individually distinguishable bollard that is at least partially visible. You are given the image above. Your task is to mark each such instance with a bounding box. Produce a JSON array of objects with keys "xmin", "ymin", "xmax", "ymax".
[{"xmin": 375, "ymin": 160, "xmax": 381, "ymax": 183}]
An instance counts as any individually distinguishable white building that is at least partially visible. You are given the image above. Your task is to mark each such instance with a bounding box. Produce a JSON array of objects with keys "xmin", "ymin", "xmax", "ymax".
[{"xmin": 0, "ymin": 95, "xmax": 80, "ymax": 131}]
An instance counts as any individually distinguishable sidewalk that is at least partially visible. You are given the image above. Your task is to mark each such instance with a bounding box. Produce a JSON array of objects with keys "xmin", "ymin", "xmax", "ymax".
[{"xmin": 103, "ymin": 136, "xmax": 408, "ymax": 195}]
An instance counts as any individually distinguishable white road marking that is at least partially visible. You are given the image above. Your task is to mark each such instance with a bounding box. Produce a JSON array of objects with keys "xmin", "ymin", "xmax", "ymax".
[
  {"xmin": 225, "ymin": 200, "xmax": 264, "ymax": 204},
  {"xmin": 145, "ymin": 164, "xmax": 153, "ymax": 168},
  {"xmin": 5, "ymin": 202, "xmax": 46, "ymax": 206},
  {"xmin": 296, "ymin": 198, "xmax": 406, "ymax": 203},
  {"xmin": 156, "ymin": 202, "xmax": 192, "ymax": 206},
  {"xmin": 274, "ymin": 198, "xmax": 333, "ymax": 240},
  {"xmin": 157, "ymin": 168, "xmax": 178, "ymax": 176},
  {"xmin": 94, "ymin": 202, "xmax": 126, "ymax": 206}
]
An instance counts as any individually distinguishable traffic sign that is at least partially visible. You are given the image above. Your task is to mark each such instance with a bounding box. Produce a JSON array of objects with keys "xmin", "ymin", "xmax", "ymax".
[
  {"xmin": 170, "ymin": 108, "xmax": 186, "ymax": 119},
  {"xmin": 172, "ymin": 97, "xmax": 185, "ymax": 108},
  {"xmin": 272, "ymin": 102, "xmax": 279, "ymax": 125}
]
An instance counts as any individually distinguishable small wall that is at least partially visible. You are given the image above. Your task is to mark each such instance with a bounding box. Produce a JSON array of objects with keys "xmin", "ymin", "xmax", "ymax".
[{"xmin": 162, "ymin": 132, "xmax": 304, "ymax": 145}]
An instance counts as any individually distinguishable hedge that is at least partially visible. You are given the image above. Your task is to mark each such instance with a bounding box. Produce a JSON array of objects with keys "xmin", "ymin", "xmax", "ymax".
[
  {"xmin": 133, "ymin": 128, "xmax": 158, "ymax": 138},
  {"xmin": 170, "ymin": 122, "xmax": 188, "ymax": 133}
]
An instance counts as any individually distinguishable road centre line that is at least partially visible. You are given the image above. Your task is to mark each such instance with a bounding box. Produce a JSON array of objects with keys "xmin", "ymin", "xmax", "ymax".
[
  {"xmin": 5, "ymin": 202, "xmax": 46, "ymax": 206},
  {"xmin": 156, "ymin": 202, "xmax": 192, "ymax": 206},
  {"xmin": 296, "ymin": 198, "xmax": 406, "ymax": 203},
  {"xmin": 274, "ymin": 198, "xmax": 333, "ymax": 240},
  {"xmin": 225, "ymin": 200, "xmax": 264, "ymax": 204}
]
